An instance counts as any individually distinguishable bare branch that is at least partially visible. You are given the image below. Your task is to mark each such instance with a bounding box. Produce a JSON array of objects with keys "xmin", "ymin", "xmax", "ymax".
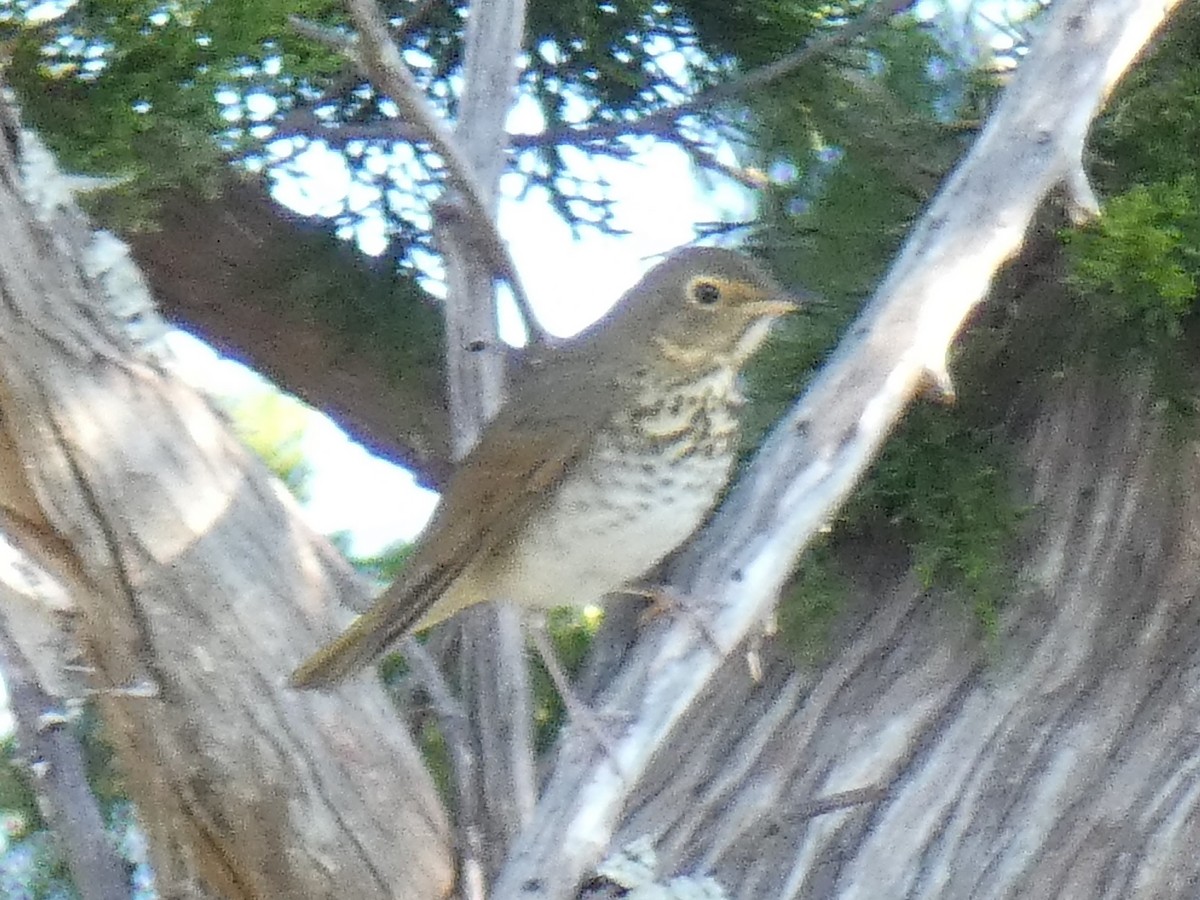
[
  {"xmin": 310, "ymin": 3, "xmax": 541, "ymax": 342},
  {"xmin": 324, "ymin": 0, "xmax": 539, "ymax": 887},
  {"xmin": 436, "ymin": 0, "xmax": 538, "ymax": 879},
  {"xmin": 0, "ymin": 622, "xmax": 130, "ymax": 900},
  {"xmin": 284, "ymin": 0, "xmax": 910, "ymax": 184},
  {"xmin": 397, "ymin": 637, "xmax": 488, "ymax": 900},
  {"xmin": 289, "ymin": 16, "xmax": 356, "ymax": 50},
  {"xmin": 272, "ymin": 0, "xmax": 902, "ymax": 234},
  {"xmin": 269, "ymin": 118, "xmax": 432, "ymax": 146},
  {"xmin": 791, "ymin": 784, "xmax": 890, "ymax": 821},
  {"xmin": 676, "ymin": 134, "xmax": 771, "ymax": 191},
  {"xmin": 491, "ymin": 0, "xmax": 1183, "ymax": 895},
  {"xmin": 391, "ymin": 0, "xmax": 440, "ymax": 44}
]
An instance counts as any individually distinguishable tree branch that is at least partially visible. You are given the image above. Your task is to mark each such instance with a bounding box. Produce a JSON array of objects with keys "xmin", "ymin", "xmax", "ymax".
[
  {"xmin": 428, "ymin": 0, "xmax": 537, "ymax": 884},
  {"xmin": 329, "ymin": 0, "xmax": 538, "ymax": 889},
  {"xmin": 299, "ymin": 3, "xmax": 541, "ymax": 343},
  {"xmin": 491, "ymin": 0, "xmax": 1184, "ymax": 895},
  {"xmin": 508, "ymin": 0, "xmax": 916, "ymax": 151},
  {"xmin": 0, "ymin": 607, "xmax": 129, "ymax": 900},
  {"xmin": 281, "ymin": 0, "xmax": 910, "ymax": 187}
]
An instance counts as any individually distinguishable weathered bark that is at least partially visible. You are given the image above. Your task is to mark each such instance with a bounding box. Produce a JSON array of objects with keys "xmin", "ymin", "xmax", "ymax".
[
  {"xmin": 606, "ymin": 335, "xmax": 1200, "ymax": 899},
  {"xmin": 121, "ymin": 184, "xmax": 454, "ymax": 490},
  {"xmin": 1, "ymin": 0, "xmax": 1192, "ymax": 897},
  {"xmin": 492, "ymin": 0, "xmax": 1186, "ymax": 896},
  {"xmin": 434, "ymin": 0, "xmax": 538, "ymax": 887},
  {"xmin": 563, "ymin": 224, "xmax": 1200, "ymax": 898},
  {"xmin": 0, "ymin": 106, "xmax": 453, "ymax": 898}
]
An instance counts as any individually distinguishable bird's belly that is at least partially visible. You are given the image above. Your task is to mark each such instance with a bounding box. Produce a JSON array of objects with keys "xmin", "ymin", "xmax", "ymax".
[{"xmin": 487, "ymin": 437, "xmax": 735, "ymax": 609}]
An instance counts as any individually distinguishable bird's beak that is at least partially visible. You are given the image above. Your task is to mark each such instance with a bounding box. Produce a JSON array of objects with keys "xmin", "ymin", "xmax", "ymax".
[{"xmin": 745, "ymin": 294, "xmax": 803, "ymax": 318}]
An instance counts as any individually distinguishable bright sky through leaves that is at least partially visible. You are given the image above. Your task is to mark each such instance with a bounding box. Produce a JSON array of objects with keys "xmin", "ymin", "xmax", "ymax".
[{"xmin": 172, "ymin": 119, "xmax": 753, "ymax": 556}]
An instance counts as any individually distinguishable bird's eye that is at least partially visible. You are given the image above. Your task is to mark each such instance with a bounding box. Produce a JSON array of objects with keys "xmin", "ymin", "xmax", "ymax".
[{"xmin": 690, "ymin": 279, "xmax": 722, "ymax": 306}]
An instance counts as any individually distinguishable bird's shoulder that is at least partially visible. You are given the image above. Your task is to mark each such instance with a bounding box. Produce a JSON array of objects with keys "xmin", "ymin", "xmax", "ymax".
[{"xmin": 404, "ymin": 345, "xmax": 632, "ymax": 576}]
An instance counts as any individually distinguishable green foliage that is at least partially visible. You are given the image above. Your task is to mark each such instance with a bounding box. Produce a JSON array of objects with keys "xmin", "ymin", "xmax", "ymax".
[
  {"xmin": 0, "ymin": 0, "xmax": 726, "ymax": 238},
  {"xmin": 777, "ymin": 540, "xmax": 848, "ymax": 663},
  {"xmin": 1090, "ymin": 4, "xmax": 1200, "ymax": 193},
  {"xmin": 774, "ymin": 373, "xmax": 1025, "ymax": 659},
  {"xmin": 2, "ymin": 0, "xmax": 344, "ymax": 223},
  {"xmin": 1055, "ymin": 8, "xmax": 1200, "ymax": 423},
  {"xmin": 0, "ymin": 708, "xmax": 147, "ymax": 899},
  {"xmin": 269, "ymin": 225, "xmax": 445, "ymax": 396},
  {"xmin": 75, "ymin": 706, "xmax": 129, "ymax": 815},
  {"xmin": 351, "ymin": 539, "xmax": 414, "ymax": 583},
  {"xmin": 732, "ymin": 15, "xmax": 1023, "ymax": 645},
  {"xmin": 0, "ymin": 736, "xmax": 38, "ymax": 815},
  {"xmin": 740, "ymin": 15, "xmax": 984, "ymax": 437},
  {"xmin": 415, "ymin": 717, "xmax": 453, "ymax": 803},
  {"xmin": 528, "ymin": 607, "xmax": 600, "ymax": 752},
  {"xmin": 1063, "ymin": 178, "xmax": 1200, "ymax": 346},
  {"xmin": 845, "ymin": 404, "xmax": 1023, "ymax": 634},
  {"xmin": 683, "ymin": 0, "xmax": 820, "ymax": 67},
  {"xmin": 225, "ymin": 389, "xmax": 315, "ymax": 501},
  {"xmin": 1, "ymin": 831, "xmax": 75, "ymax": 900}
]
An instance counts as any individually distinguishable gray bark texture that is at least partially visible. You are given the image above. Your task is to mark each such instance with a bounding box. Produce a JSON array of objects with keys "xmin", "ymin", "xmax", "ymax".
[
  {"xmin": 0, "ymin": 100, "xmax": 453, "ymax": 898},
  {"xmin": 346, "ymin": 0, "xmax": 537, "ymax": 889},
  {"xmin": 0, "ymin": 0, "xmax": 1192, "ymax": 896},
  {"xmin": 586, "ymin": 260, "xmax": 1200, "ymax": 900},
  {"xmin": 492, "ymin": 0, "xmax": 1189, "ymax": 896}
]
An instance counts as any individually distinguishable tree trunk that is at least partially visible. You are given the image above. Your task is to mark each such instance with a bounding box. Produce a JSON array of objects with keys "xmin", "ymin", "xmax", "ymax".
[
  {"xmin": 1, "ymin": 0, "xmax": 1192, "ymax": 896},
  {"xmin": 492, "ymin": 0, "xmax": 1185, "ymax": 895},
  {"xmin": 0, "ymin": 101, "xmax": 453, "ymax": 899},
  {"xmin": 578, "ymin": 231, "xmax": 1200, "ymax": 898}
]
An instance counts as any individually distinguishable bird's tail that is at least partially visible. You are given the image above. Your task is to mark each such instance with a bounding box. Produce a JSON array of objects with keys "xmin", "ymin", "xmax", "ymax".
[{"xmin": 289, "ymin": 588, "xmax": 429, "ymax": 689}]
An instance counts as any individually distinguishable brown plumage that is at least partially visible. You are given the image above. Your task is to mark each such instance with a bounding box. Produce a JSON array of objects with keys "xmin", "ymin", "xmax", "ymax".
[{"xmin": 290, "ymin": 247, "xmax": 797, "ymax": 688}]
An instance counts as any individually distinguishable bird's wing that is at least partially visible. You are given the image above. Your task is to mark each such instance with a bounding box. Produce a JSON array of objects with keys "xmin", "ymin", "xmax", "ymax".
[{"xmin": 289, "ymin": 368, "xmax": 612, "ymax": 688}]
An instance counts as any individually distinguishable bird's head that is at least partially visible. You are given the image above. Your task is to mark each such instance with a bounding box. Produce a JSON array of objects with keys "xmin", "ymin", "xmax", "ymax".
[{"xmin": 593, "ymin": 247, "xmax": 800, "ymax": 378}]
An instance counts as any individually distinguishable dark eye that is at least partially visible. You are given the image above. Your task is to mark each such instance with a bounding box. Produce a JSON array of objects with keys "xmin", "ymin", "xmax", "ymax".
[{"xmin": 691, "ymin": 280, "xmax": 721, "ymax": 306}]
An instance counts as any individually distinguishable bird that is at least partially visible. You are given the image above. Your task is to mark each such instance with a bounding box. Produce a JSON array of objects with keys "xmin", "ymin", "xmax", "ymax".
[{"xmin": 290, "ymin": 246, "xmax": 798, "ymax": 688}]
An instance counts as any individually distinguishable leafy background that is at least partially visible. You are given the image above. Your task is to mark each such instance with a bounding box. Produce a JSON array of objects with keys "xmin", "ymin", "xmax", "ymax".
[{"xmin": 1, "ymin": 0, "xmax": 1198, "ymax": 894}]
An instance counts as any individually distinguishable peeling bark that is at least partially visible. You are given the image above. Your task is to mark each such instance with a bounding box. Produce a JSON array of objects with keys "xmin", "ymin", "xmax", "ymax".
[
  {"xmin": 0, "ymin": 105, "xmax": 453, "ymax": 899},
  {"xmin": 493, "ymin": 0, "xmax": 1187, "ymax": 895},
  {"xmin": 607, "ymin": 341, "xmax": 1200, "ymax": 899}
]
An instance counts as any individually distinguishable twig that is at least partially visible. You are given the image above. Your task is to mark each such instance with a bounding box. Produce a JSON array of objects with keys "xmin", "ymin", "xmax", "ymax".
[
  {"xmin": 267, "ymin": 70, "xmax": 373, "ymax": 147},
  {"xmin": 400, "ymin": 636, "xmax": 467, "ymax": 730},
  {"xmin": 392, "ymin": 0, "xmax": 440, "ymax": 44},
  {"xmin": 291, "ymin": 0, "xmax": 908, "ymax": 174},
  {"xmin": 291, "ymin": 7, "xmax": 541, "ymax": 343},
  {"xmin": 336, "ymin": 0, "xmax": 538, "ymax": 887},
  {"xmin": 693, "ymin": 219, "xmax": 757, "ymax": 240},
  {"xmin": 277, "ymin": 0, "xmax": 904, "ymax": 220},
  {"xmin": 289, "ymin": 16, "xmax": 356, "ymax": 51},
  {"xmin": 0, "ymin": 624, "xmax": 130, "ymax": 900},
  {"xmin": 529, "ymin": 623, "xmax": 618, "ymax": 759},
  {"xmin": 789, "ymin": 784, "xmax": 888, "ymax": 822},
  {"xmin": 677, "ymin": 134, "xmax": 770, "ymax": 190},
  {"xmin": 509, "ymin": 0, "xmax": 916, "ymax": 150},
  {"xmin": 398, "ymin": 637, "xmax": 487, "ymax": 900}
]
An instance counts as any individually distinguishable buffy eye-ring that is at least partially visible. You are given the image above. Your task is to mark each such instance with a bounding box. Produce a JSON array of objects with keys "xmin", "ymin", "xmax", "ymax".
[{"xmin": 690, "ymin": 279, "xmax": 721, "ymax": 306}]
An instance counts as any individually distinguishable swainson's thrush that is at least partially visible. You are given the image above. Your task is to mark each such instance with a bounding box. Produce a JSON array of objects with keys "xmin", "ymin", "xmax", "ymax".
[{"xmin": 291, "ymin": 247, "xmax": 797, "ymax": 688}]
